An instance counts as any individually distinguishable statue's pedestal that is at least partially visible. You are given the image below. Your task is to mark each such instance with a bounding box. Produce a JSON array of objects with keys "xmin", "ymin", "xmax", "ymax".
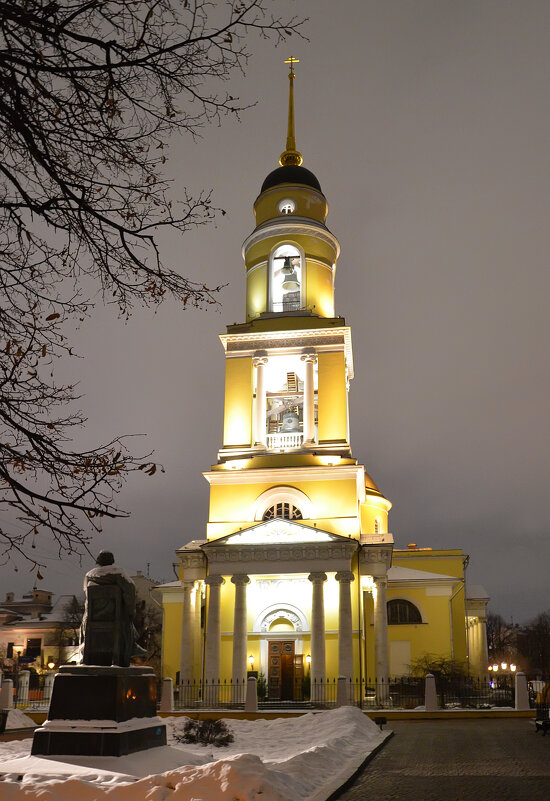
[{"xmin": 31, "ymin": 665, "xmax": 167, "ymax": 756}]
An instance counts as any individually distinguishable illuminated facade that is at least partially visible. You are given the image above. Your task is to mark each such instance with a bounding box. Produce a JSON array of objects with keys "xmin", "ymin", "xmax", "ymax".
[{"xmin": 158, "ymin": 63, "xmax": 489, "ymax": 697}]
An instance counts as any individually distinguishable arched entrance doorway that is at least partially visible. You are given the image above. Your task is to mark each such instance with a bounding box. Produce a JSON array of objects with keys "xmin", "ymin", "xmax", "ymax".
[{"xmin": 256, "ymin": 605, "xmax": 309, "ymax": 701}]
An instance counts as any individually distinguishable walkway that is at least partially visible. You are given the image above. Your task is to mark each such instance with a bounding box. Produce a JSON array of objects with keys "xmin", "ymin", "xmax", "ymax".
[{"xmin": 339, "ymin": 719, "xmax": 550, "ymax": 801}]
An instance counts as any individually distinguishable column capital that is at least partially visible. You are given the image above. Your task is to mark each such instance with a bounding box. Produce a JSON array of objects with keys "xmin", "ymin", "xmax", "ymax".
[
  {"xmin": 205, "ymin": 575, "xmax": 225, "ymax": 587},
  {"xmin": 374, "ymin": 576, "xmax": 387, "ymax": 589},
  {"xmin": 231, "ymin": 574, "xmax": 250, "ymax": 586},
  {"xmin": 335, "ymin": 571, "xmax": 355, "ymax": 584},
  {"xmin": 253, "ymin": 351, "xmax": 268, "ymax": 366},
  {"xmin": 301, "ymin": 348, "xmax": 317, "ymax": 364},
  {"xmin": 308, "ymin": 572, "xmax": 328, "ymax": 584},
  {"xmin": 182, "ymin": 579, "xmax": 196, "ymax": 591}
]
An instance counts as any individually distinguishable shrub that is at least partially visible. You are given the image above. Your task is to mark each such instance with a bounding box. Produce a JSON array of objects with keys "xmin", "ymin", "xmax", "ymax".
[{"xmin": 175, "ymin": 719, "xmax": 234, "ymax": 747}]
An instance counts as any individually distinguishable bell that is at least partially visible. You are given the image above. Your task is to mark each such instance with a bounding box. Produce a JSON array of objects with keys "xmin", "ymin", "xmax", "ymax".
[
  {"xmin": 282, "ymin": 270, "xmax": 300, "ymax": 291},
  {"xmin": 281, "ymin": 257, "xmax": 293, "ymax": 274},
  {"xmin": 281, "ymin": 411, "xmax": 300, "ymax": 432}
]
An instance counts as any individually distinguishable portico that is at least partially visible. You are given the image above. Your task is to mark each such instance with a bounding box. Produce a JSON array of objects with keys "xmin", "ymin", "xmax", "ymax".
[{"xmin": 170, "ymin": 520, "xmax": 392, "ymax": 700}]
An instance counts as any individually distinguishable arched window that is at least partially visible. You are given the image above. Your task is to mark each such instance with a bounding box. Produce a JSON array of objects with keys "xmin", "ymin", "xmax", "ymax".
[
  {"xmin": 387, "ymin": 599, "xmax": 422, "ymax": 625},
  {"xmin": 262, "ymin": 502, "xmax": 303, "ymax": 521},
  {"xmin": 251, "ymin": 486, "xmax": 312, "ymax": 521},
  {"xmin": 278, "ymin": 199, "xmax": 296, "ymax": 215},
  {"xmin": 269, "ymin": 243, "xmax": 302, "ymax": 312}
]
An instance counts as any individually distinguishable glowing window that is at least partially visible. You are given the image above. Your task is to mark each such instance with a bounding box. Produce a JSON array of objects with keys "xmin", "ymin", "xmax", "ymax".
[
  {"xmin": 387, "ymin": 600, "xmax": 422, "ymax": 625},
  {"xmin": 262, "ymin": 502, "xmax": 303, "ymax": 521},
  {"xmin": 269, "ymin": 243, "xmax": 302, "ymax": 312},
  {"xmin": 278, "ymin": 199, "xmax": 296, "ymax": 214}
]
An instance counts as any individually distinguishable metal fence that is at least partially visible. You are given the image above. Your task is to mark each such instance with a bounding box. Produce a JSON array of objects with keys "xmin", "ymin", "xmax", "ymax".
[
  {"xmin": 174, "ymin": 676, "xmax": 425, "ymax": 711},
  {"xmin": 2, "ymin": 672, "xmax": 54, "ymax": 709},
  {"xmin": 176, "ymin": 679, "xmax": 248, "ymax": 710},
  {"xmin": 5, "ymin": 670, "xmax": 548, "ymax": 713},
  {"xmin": 437, "ymin": 676, "xmax": 515, "ymax": 709}
]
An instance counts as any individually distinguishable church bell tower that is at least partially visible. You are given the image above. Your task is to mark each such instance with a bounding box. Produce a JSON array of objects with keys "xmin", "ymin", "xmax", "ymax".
[
  {"xmin": 211, "ymin": 58, "xmax": 392, "ymax": 538},
  {"xmin": 165, "ymin": 61, "xmax": 396, "ymax": 702}
]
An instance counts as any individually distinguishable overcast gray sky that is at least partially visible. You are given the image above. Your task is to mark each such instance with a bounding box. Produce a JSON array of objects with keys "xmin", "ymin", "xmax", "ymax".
[{"xmin": 2, "ymin": 0, "xmax": 549, "ymax": 624}]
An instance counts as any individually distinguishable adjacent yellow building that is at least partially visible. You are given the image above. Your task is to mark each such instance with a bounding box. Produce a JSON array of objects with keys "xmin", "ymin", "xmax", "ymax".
[{"xmin": 158, "ymin": 62, "xmax": 489, "ymax": 701}]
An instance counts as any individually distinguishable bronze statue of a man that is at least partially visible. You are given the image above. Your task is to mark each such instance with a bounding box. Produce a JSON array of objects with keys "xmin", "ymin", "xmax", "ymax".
[{"xmin": 81, "ymin": 551, "xmax": 146, "ymax": 667}]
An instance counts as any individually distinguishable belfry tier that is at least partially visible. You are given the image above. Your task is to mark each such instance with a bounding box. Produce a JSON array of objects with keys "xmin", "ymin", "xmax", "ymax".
[{"xmin": 219, "ymin": 164, "xmax": 350, "ymax": 462}]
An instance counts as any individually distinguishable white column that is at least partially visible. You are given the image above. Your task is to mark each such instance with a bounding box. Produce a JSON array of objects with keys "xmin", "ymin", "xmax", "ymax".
[
  {"xmin": 194, "ymin": 583, "xmax": 203, "ymax": 679},
  {"xmin": 253, "ymin": 354, "xmax": 268, "ymax": 446},
  {"xmin": 480, "ymin": 618, "xmax": 489, "ymax": 675},
  {"xmin": 336, "ymin": 571, "xmax": 355, "ymax": 683},
  {"xmin": 308, "ymin": 572, "xmax": 327, "ymax": 689},
  {"xmin": 373, "ymin": 577, "xmax": 390, "ymax": 694},
  {"xmin": 231, "ymin": 574, "xmax": 250, "ymax": 685},
  {"xmin": 204, "ymin": 575, "xmax": 225, "ymax": 683},
  {"xmin": 473, "ymin": 621, "xmax": 480, "ymax": 675},
  {"xmin": 180, "ymin": 580, "xmax": 195, "ymax": 684},
  {"xmin": 301, "ymin": 351, "xmax": 317, "ymax": 444}
]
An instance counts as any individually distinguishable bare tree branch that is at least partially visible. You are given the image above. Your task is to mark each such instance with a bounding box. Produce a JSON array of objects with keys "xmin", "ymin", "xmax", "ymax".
[{"xmin": 0, "ymin": 0, "xmax": 306, "ymax": 568}]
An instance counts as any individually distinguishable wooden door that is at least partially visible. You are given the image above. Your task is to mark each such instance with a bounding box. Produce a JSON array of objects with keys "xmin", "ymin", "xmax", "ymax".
[{"xmin": 268, "ymin": 640, "xmax": 295, "ymax": 700}]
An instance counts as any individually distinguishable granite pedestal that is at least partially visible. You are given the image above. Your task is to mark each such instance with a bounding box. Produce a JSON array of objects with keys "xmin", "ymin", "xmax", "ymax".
[{"xmin": 32, "ymin": 665, "xmax": 167, "ymax": 756}]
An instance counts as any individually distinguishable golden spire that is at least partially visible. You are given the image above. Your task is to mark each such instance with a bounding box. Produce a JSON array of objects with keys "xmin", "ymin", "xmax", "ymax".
[{"xmin": 279, "ymin": 57, "xmax": 303, "ymax": 167}]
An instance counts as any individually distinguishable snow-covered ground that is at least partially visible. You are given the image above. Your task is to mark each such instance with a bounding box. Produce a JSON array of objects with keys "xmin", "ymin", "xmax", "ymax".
[
  {"xmin": 0, "ymin": 707, "xmax": 389, "ymax": 800},
  {"xmin": 5, "ymin": 710, "xmax": 37, "ymax": 730}
]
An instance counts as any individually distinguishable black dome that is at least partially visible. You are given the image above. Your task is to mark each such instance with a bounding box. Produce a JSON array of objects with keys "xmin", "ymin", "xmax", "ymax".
[{"xmin": 261, "ymin": 165, "xmax": 322, "ymax": 194}]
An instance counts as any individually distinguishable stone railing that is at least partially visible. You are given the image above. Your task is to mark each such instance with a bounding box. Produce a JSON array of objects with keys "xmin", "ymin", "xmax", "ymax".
[{"xmin": 266, "ymin": 432, "xmax": 304, "ymax": 450}]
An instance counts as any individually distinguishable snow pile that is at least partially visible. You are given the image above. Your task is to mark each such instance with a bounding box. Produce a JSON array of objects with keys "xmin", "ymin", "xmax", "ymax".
[
  {"xmin": 0, "ymin": 707, "xmax": 388, "ymax": 801},
  {"xmin": 5, "ymin": 710, "xmax": 36, "ymax": 730}
]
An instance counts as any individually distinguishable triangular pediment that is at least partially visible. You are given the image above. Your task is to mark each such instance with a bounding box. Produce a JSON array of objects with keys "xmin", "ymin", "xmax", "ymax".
[{"xmin": 205, "ymin": 519, "xmax": 347, "ymax": 546}]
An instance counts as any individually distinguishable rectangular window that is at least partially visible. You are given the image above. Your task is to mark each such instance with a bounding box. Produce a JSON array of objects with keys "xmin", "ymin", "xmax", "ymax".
[{"xmin": 6, "ymin": 642, "xmax": 14, "ymax": 659}]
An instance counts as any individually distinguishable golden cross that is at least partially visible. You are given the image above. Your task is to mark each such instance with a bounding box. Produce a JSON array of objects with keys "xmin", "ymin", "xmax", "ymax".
[{"xmin": 284, "ymin": 56, "xmax": 300, "ymax": 76}]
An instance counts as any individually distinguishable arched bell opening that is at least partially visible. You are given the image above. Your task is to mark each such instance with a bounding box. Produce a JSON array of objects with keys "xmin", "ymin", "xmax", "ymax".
[{"xmin": 268, "ymin": 242, "xmax": 305, "ymax": 313}]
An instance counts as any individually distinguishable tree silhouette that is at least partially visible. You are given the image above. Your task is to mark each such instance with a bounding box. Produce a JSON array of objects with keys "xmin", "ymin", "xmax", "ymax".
[{"xmin": 0, "ymin": 0, "xmax": 305, "ymax": 568}]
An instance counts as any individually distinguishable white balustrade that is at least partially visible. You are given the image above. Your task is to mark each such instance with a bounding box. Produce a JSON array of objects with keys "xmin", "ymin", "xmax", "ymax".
[{"xmin": 266, "ymin": 432, "xmax": 304, "ymax": 450}]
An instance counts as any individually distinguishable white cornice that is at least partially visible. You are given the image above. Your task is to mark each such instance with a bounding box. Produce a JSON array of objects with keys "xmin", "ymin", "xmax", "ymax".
[
  {"xmin": 203, "ymin": 540, "xmax": 357, "ymax": 575},
  {"xmin": 219, "ymin": 326, "xmax": 354, "ymax": 377},
  {"xmin": 203, "ymin": 464, "xmax": 364, "ymax": 486},
  {"xmin": 242, "ymin": 220, "xmax": 341, "ymax": 261}
]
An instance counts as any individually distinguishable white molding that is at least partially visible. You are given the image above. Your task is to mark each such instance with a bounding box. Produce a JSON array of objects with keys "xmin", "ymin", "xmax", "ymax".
[
  {"xmin": 204, "ymin": 464, "xmax": 364, "ymax": 486},
  {"xmin": 202, "ymin": 540, "xmax": 357, "ymax": 576},
  {"xmin": 242, "ymin": 219, "xmax": 341, "ymax": 261},
  {"xmin": 254, "ymin": 602, "xmax": 309, "ymax": 633}
]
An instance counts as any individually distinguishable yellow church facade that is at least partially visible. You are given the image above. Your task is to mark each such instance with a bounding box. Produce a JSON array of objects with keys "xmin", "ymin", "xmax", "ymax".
[{"xmin": 158, "ymin": 63, "xmax": 489, "ymax": 701}]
